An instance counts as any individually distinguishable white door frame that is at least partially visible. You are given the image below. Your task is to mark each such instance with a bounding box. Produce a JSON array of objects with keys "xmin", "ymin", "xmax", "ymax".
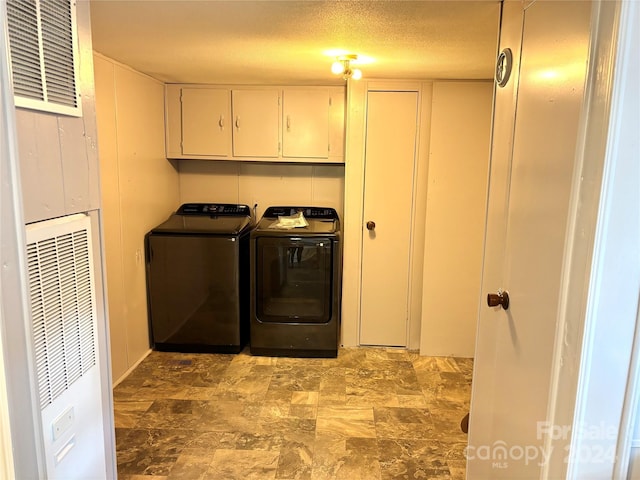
[
  {"xmin": 0, "ymin": 3, "xmax": 17, "ymax": 471},
  {"xmin": 543, "ymin": 0, "xmax": 640, "ymax": 478},
  {"xmin": 0, "ymin": 1, "xmax": 39, "ymax": 476}
]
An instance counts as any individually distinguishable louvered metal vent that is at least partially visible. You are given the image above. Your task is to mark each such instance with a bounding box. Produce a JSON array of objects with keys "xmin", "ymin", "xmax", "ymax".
[
  {"xmin": 6, "ymin": 0, "xmax": 43, "ymax": 100},
  {"xmin": 7, "ymin": 0, "xmax": 80, "ymax": 116},
  {"xmin": 26, "ymin": 216, "xmax": 97, "ymax": 410}
]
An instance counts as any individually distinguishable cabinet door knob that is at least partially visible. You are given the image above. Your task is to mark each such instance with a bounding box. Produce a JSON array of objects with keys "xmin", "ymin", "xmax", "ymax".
[
  {"xmin": 219, "ymin": 115, "xmax": 224, "ymax": 129},
  {"xmin": 487, "ymin": 290, "xmax": 510, "ymax": 310},
  {"xmin": 366, "ymin": 221, "xmax": 376, "ymax": 231},
  {"xmin": 235, "ymin": 116, "xmax": 240, "ymax": 128},
  {"xmin": 286, "ymin": 115, "xmax": 291, "ymax": 131}
]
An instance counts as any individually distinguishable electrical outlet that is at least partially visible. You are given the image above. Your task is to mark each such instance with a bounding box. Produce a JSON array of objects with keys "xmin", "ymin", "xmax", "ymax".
[{"xmin": 52, "ymin": 406, "xmax": 74, "ymax": 441}]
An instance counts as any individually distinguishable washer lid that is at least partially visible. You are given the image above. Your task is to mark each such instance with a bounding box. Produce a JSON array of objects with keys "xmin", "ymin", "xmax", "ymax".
[
  {"xmin": 152, "ymin": 215, "xmax": 252, "ymax": 235},
  {"xmin": 151, "ymin": 203, "xmax": 253, "ymax": 235}
]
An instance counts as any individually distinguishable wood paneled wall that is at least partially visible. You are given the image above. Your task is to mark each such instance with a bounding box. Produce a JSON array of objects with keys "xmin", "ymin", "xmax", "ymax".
[
  {"xmin": 93, "ymin": 54, "xmax": 180, "ymax": 383},
  {"xmin": 420, "ymin": 81, "xmax": 493, "ymax": 357}
]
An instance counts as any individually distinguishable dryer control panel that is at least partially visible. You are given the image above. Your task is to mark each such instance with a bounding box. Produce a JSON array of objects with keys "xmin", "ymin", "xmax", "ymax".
[{"xmin": 263, "ymin": 206, "xmax": 338, "ymax": 220}]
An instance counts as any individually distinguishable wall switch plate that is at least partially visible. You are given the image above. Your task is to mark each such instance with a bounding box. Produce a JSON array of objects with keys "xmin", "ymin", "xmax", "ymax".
[{"xmin": 52, "ymin": 406, "xmax": 74, "ymax": 441}]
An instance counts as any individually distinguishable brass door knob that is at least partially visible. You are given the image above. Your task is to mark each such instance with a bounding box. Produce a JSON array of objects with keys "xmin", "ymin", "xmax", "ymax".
[
  {"xmin": 366, "ymin": 221, "xmax": 376, "ymax": 231},
  {"xmin": 487, "ymin": 291, "xmax": 510, "ymax": 310}
]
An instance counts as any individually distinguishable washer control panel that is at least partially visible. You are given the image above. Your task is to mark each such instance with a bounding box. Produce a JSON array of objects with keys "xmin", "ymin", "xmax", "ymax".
[{"xmin": 177, "ymin": 203, "xmax": 251, "ymax": 216}]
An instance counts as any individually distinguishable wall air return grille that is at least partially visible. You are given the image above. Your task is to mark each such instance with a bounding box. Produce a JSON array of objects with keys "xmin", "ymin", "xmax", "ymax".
[
  {"xmin": 6, "ymin": 0, "xmax": 81, "ymax": 116},
  {"xmin": 26, "ymin": 215, "xmax": 97, "ymax": 410}
]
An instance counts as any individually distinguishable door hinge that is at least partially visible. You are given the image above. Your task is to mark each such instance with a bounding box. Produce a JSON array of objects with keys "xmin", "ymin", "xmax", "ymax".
[{"xmin": 329, "ymin": 96, "xmax": 333, "ymax": 107}]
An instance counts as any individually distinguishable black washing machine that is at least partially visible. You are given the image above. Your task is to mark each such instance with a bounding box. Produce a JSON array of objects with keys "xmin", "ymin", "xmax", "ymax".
[
  {"xmin": 250, "ymin": 206, "xmax": 341, "ymax": 358},
  {"xmin": 145, "ymin": 203, "xmax": 253, "ymax": 353}
]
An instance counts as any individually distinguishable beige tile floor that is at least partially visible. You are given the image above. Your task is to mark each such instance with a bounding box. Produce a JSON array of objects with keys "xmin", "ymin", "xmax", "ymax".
[{"xmin": 114, "ymin": 347, "xmax": 472, "ymax": 480}]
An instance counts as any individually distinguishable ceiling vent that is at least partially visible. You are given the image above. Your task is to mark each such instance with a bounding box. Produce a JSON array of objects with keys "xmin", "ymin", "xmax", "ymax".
[{"xmin": 6, "ymin": 0, "xmax": 81, "ymax": 117}]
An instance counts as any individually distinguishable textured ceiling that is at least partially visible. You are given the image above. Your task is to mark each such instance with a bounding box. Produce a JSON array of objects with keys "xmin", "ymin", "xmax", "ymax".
[{"xmin": 89, "ymin": 0, "xmax": 502, "ymax": 85}]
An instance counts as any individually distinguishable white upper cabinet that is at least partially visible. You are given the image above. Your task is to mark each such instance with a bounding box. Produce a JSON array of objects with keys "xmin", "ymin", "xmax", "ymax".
[
  {"xmin": 282, "ymin": 89, "xmax": 329, "ymax": 158},
  {"xmin": 282, "ymin": 87, "xmax": 345, "ymax": 161},
  {"xmin": 165, "ymin": 84, "xmax": 345, "ymax": 163},
  {"xmin": 232, "ymin": 89, "xmax": 280, "ymax": 158},
  {"xmin": 181, "ymin": 88, "xmax": 232, "ymax": 156}
]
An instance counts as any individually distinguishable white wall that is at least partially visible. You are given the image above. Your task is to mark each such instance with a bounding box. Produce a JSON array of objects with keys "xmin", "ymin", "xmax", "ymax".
[
  {"xmin": 420, "ymin": 81, "xmax": 493, "ymax": 357},
  {"xmin": 93, "ymin": 54, "xmax": 180, "ymax": 383},
  {"xmin": 177, "ymin": 161, "xmax": 344, "ymax": 221}
]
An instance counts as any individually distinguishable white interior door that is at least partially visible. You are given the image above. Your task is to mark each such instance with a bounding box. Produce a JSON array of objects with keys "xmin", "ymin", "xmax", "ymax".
[
  {"xmin": 360, "ymin": 90, "xmax": 418, "ymax": 347},
  {"xmin": 468, "ymin": 1, "xmax": 592, "ymax": 477}
]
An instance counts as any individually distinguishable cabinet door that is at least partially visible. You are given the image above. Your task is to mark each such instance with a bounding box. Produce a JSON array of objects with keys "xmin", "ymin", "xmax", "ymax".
[
  {"xmin": 282, "ymin": 89, "xmax": 329, "ymax": 158},
  {"xmin": 181, "ymin": 88, "xmax": 231, "ymax": 156},
  {"xmin": 232, "ymin": 89, "xmax": 280, "ymax": 157}
]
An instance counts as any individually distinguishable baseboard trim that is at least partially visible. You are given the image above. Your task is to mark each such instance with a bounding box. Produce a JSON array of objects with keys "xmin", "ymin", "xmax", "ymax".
[{"xmin": 112, "ymin": 349, "xmax": 152, "ymax": 388}]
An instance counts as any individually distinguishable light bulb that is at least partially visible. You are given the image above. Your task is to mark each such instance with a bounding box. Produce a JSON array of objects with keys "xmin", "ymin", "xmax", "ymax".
[
  {"xmin": 331, "ymin": 61, "xmax": 345, "ymax": 75},
  {"xmin": 351, "ymin": 68, "xmax": 362, "ymax": 80}
]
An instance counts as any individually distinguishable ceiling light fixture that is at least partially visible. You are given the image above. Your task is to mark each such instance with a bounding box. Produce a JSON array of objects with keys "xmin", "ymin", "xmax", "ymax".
[{"xmin": 331, "ymin": 54, "xmax": 362, "ymax": 81}]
